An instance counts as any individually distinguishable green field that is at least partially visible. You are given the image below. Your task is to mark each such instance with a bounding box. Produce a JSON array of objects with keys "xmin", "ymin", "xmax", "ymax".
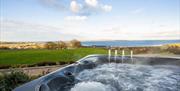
[{"xmin": 0, "ymin": 48, "xmax": 107, "ymax": 65}]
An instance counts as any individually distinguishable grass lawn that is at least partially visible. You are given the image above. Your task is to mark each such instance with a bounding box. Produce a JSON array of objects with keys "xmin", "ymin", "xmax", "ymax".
[
  {"xmin": 1, "ymin": 45, "xmax": 179, "ymax": 67},
  {"xmin": 0, "ymin": 48, "xmax": 107, "ymax": 65}
]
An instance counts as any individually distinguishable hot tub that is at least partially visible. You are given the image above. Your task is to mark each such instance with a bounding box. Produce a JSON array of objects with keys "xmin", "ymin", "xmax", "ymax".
[{"xmin": 13, "ymin": 54, "xmax": 180, "ymax": 91}]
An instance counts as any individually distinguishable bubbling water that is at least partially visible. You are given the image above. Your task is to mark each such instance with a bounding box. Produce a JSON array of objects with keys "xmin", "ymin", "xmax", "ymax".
[
  {"xmin": 71, "ymin": 63, "xmax": 180, "ymax": 91},
  {"xmin": 70, "ymin": 81, "xmax": 116, "ymax": 91}
]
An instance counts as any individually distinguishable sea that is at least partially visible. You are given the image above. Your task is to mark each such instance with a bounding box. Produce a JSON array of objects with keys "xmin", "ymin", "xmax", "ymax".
[{"xmin": 82, "ymin": 40, "xmax": 180, "ymax": 47}]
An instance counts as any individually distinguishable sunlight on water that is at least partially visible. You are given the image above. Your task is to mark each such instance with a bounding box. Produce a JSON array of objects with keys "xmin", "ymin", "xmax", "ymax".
[
  {"xmin": 71, "ymin": 63, "xmax": 180, "ymax": 91},
  {"xmin": 71, "ymin": 81, "xmax": 116, "ymax": 91}
]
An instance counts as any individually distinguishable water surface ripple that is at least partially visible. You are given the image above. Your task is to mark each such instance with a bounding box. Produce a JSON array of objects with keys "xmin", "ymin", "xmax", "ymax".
[{"xmin": 71, "ymin": 63, "xmax": 180, "ymax": 91}]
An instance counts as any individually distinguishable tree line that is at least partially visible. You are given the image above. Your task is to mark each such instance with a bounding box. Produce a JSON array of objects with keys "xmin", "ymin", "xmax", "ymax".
[{"xmin": 44, "ymin": 39, "xmax": 81, "ymax": 49}]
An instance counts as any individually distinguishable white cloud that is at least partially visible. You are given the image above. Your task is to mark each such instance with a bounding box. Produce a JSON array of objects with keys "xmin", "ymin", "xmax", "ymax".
[
  {"xmin": 85, "ymin": 0, "xmax": 98, "ymax": 7},
  {"xmin": 84, "ymin": 0, "xmax": 112, "ymax": 12},
  {"xmin": 101, "ymin": 5, "xmax": 112, "ymax": 12},
  {"xmin": 97, "ymin": 23, "xmax": 180, "ymax": 40},
  {"xmin": 65, "ymin": 16, "xmax": 88, "ymax": 21},
  {"xmin": 40, "ymin": 0, "xmax": 112, "ymax": 18},
  {"xmin": 1, "ymin": 19, "xmax": 179, "ymax": 41},
  {"xmin": 0, "ymin": 20, "xmax": 82, "ymax": 41},
  {"xmin": 70, "ymin": 1, "xmax": 81, "ymax": 13}
]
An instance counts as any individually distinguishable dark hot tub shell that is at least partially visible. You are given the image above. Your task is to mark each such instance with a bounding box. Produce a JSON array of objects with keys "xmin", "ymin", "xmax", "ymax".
[{"xmin": 13, "ymin": 54, "xmax": 180, "ymax": 91}]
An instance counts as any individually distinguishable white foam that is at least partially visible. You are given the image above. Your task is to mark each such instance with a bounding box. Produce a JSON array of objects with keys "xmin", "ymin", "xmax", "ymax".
[
  {"xmin": 74, "ymin": 63, "xmax": 180, "ymax": 91},
  {"xmin": 70, "ymin": 81, "xmax": 116, "ymax": 91}
]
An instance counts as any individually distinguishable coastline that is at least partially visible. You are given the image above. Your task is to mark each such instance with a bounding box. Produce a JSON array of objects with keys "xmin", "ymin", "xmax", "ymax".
[{"xmin": 81, "ymin": 40, "xmax": 180, "ymax": 47}]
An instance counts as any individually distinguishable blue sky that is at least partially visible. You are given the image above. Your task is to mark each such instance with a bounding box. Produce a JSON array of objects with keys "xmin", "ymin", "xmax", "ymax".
[{"xmin": 0, "ymin": 0, "xmax": 180, "ymax": 41}]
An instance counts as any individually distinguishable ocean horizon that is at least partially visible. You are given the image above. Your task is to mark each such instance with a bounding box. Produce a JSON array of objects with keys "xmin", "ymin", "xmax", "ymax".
[{"xmin": 82, "ymin": 40, "xmax": 180, "ymax": 47}]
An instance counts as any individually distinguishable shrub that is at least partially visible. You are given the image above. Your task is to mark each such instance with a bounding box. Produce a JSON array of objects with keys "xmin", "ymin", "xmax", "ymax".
[
  {"xmin": 36, "ymin": 61, "xmax": 57, "ymax": 66},
  {"xmin": 162, "ymin": 44, "xmax": 180, "ymax": 54},
  {"xmin": 68, "ymin": 61, "xmax": 75, "ymax": 64},
  {"xmin": 0, "ymin": 65, "xmax": 11, "ymax": 69},
  {"xmin": 58, "ymin": 61, "xmax": 67, "ymax": 65},
  {"xmin": 56, "ymin": 41, "xmax": 67, "ymax": 49},
  {"xmin": 0, "ymin": 46, "xmax": 10, "ymax": 49},
  {"xmin": 44, "ymin": 42, "xmax": 58, "ymax": 49},
  {"xmin": 27, "ymin": 64, "xmax": 36, "ymax": 67},
  {"xmin": 44, "ymin": 41, "xmax": 68, "ymax": 49},
  {"xmin": 68, "ymin": 39, "xmax": 81, "ymax": 48},
  {"xmin": 0, "ymin": 71, "xmax": 30, "ymax": 91}
]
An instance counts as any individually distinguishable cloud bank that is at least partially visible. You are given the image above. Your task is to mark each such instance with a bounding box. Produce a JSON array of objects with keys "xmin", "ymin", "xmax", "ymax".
[
  {"xmin": 0, "ymin": 20, "xmax": 83, "ymax": 41},
  {"xmin": 40, "ymin": 0, "xmax": 112, "ymax": 20}
]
